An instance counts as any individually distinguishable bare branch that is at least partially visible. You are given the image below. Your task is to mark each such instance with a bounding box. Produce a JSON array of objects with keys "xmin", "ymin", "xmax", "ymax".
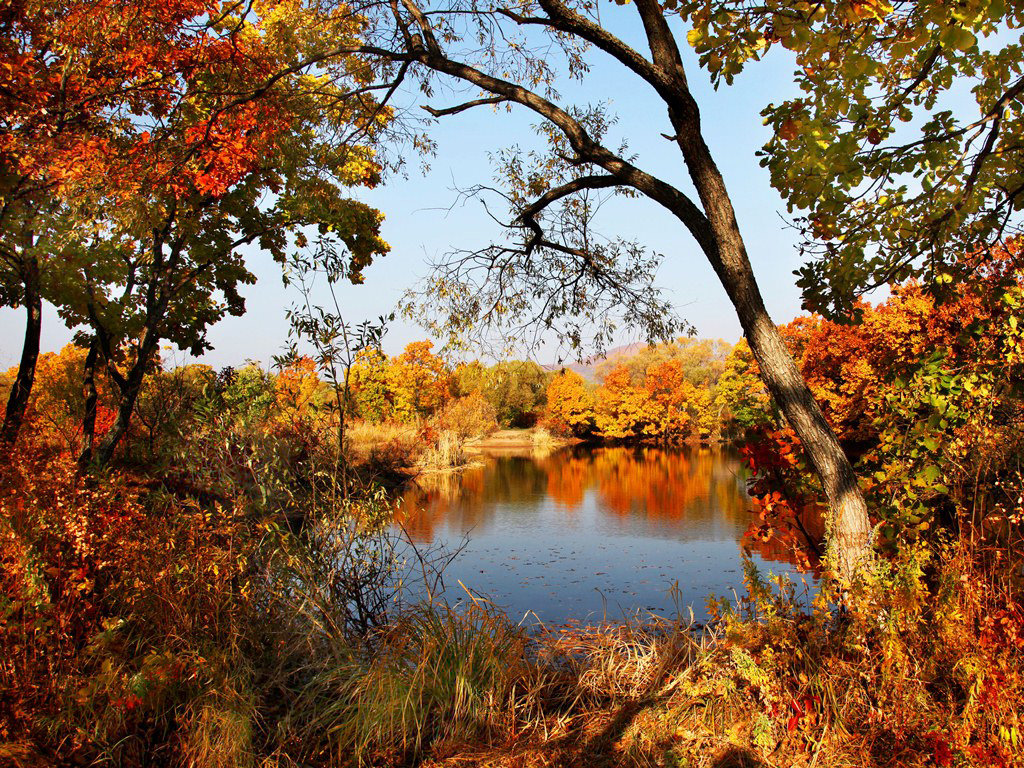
[{"xmin": 422, "ymin": 95, "xmax": 508, "ymax": 117}]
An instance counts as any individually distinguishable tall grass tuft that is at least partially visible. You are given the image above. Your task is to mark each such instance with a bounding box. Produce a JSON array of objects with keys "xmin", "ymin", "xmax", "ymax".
[
  {"xmin": 180, "ymin": 688, "xmax": 257, "ymax": 768},
  {"xmin": 418, "ymin": 429, "xmax": 466, "ymax": 470},
  {"xmin": 285, "ymin": 602, "xmax": 532, "ymax": 764}
]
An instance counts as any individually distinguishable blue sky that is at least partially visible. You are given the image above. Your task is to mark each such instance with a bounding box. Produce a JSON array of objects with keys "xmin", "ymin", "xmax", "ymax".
[{"xmin": 0, "ymin": 9, "xmax": 813, "ymax": 369}]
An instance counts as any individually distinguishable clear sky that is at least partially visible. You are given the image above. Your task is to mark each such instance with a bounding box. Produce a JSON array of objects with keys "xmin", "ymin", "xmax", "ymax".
[{"xmin": 0, "ymin": 9, "xmax": 813, "ymax": 370}]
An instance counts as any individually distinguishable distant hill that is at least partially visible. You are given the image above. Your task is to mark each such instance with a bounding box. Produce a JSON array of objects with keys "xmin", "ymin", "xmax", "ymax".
[{"xmin": 541, "ymin": 342, "xmax": 648, "ymax": 381}]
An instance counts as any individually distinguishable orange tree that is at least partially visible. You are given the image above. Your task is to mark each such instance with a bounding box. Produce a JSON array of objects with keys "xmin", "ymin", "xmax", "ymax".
[
  {"xmin": 274, "ymin": 357, "xmax": 328, "ymax": 426},
  {"xmin": 0, "ymin": 0, "xmax": 202, "ymax": 445},
  {"xmin": 544, "ymin": 370, "xmax": 596, "ymax": 438},
  {"xmin": 14, "ymin": 344, "xmax": 118, "ymax": 452},
  {"xmin": 349, "ymin": 347, "xmax": 394, "ymax": 422},
  {"xmin": 686, "ymin": 0, "xmax": 1024, "ymax": 318},
  {"xmin": 594, "ymin": 363, "xmax": 660, "ymax": 439},
  {"xmin": 388, "ymin": 341, "xmax": 451, "ymax": 421},
  {"xmin": 592, "ymin": 358, "xmax": 708, "ymax": 440},
  {"xmin": 644, "ymin": 358, "xmax": 701, "ymax": 438}
]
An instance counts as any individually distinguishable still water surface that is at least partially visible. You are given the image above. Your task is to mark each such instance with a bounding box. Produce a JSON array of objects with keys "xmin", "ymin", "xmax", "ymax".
[{"xmin": 394, "ymin": 444, "xmax": 814, "ymax": 625}]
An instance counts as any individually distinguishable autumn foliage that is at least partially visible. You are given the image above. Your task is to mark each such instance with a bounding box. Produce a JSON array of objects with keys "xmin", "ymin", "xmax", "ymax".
[
  {"xmin": 5, "ymin": 246, "xmax": 1024, "ymax": 766},
  {"xmin": 543, "ymin": 339, "xmax": 767, "ymax": 441}
]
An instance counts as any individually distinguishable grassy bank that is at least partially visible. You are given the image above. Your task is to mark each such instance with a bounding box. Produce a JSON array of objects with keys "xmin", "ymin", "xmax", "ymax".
[
  {"xmin": 2, "ymin": 444, "xmax": 1021, "ymax": 767},
  {"xmin": 346, "ymin": 420, "xmax": 485, "ymax": 476}
]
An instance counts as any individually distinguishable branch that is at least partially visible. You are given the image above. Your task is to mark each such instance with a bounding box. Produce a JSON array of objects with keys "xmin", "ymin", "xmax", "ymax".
[
  {"xmin": 524, "ymin": 0, "xmax": 676, "ymax": 98},
  {"xmin": 961, "ymin": 77, "xmax": 1024, "ymax": 202},
  {"xmin": 516, "ymin": 174, "xmax": 622, "ymax": 253},
  {"xmin": 399, "ymin": 0, "xmax": 441, "ymax": 54},
  {"xmin": 422, "ymin": 96, "xmax": 508, "ymax": 117},
  {"xmin": 404, "ymin": 47, "xmax": 716, "ymax": 255}
]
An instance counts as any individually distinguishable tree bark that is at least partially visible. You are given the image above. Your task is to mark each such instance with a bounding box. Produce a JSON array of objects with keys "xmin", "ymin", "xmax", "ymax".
[
  {"xmin": 630, "ymin": 0, "xmax": 874, "ymax": 579},
  {"xmin": 92, "ymin": 347, "xmax": 149, "ymax": 468},
  {"xmin": 78, "ymin": 338, "xmax": 99, "ymax": 466},
  {"xmin": 1, "ymin": 251, "xmax": 41, "ymax": 448},
  {"xmin": 91, "ymin": 322, "xmax": 165, "ymax": 469}
]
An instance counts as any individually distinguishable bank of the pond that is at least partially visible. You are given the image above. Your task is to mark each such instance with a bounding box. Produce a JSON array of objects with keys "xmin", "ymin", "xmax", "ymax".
[
  {"xmin": 468, "ymin": 428, "xmax": 740, "ymax": 452},
  {"xmin": 5, "ymin": 447, "xmax": 1022, "ymax": 768}
]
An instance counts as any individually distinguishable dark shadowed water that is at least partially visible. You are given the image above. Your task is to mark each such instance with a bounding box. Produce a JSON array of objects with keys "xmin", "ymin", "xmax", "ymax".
[{"xmin": 394, "ymin": 444, "xmax": 817, "ymax": 626}]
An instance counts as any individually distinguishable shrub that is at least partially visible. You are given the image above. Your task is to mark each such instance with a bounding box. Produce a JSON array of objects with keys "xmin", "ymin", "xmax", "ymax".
[{"xmin": 438, "ymin": 391, "xmax": 499, "ymax": 440}]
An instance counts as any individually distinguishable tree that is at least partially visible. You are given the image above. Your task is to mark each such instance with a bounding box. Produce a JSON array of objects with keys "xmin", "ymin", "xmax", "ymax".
[
  {"xmin": 0, "ymin": 0, "xmax": 396, "ymax": 459},
  {"xmin": 598, "ymin": 338, "xmax": 731, "ymax": 390},
  {"xmin": 545, "ymin": 369, "xmax": 596, "ymax": 437},
  {"xmin": 339, "ymin": 0, "xmax": 873, "ymax": 577},
  {"xmin": 274, "ymin": 357, "xmax": 328, "ymax": 423},
  {"xmin": 715, "ymin": 338, "xmax": 771, "ymax": 431},
  {"xmin": 645, "ymin": 358, "xmax": 703, "ymax": 437},
  {"xmin": 277, "ymin": 244, "xmax": 392, "ymax": 487},
  {"xmin": 452, "ymin": 360, "xmax": 548, "ymax": 426},
  {"xmin": 595, "ymin": 363, "xmax": 659, "ymax": 439},
  {"xmin": 389, "ymin": 341, "xmax": 451, "ymax": 421},
  {"xmin": 0, "ymin": 0, "xmax": 265, "ymax": 445},
  {"xmin": 683, "ymin": 0, "xmax": 1024, "ymax": 317},
  {"xmin": 350, "ymin": 347, "xmax": 394, "ymax": 421},
  {"xmin": 0, "ymin": 0, "xmax": 134, "ymax": 445},
  {"xmin": 17, "ymin": 343, "xmax": 116, "ymax": 451},
  {"xmin": 23, "ymin": 0, "xmax": 392, "ymax": 466}
]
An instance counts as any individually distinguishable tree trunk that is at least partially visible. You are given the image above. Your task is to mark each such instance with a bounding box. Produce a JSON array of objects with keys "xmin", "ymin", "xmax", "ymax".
[
  {"xmin": 744, "ymin": 304, "xmax": 872, "ymax": 580},
  {"xmin": 657, "ymin": 85, "xmax": 872, "ymax": 579},
  {"xmin": 630, "ymin": 0, "xmax": 874, "ymax": 580},
  {"xmin": 677, "ymin": 145, "xmax": 873, "ymax": 579},
  {"xmin": 1, "ymin": 252, "xmax": 41, "ymax": 447},
  {"xmin": 78, "ymin": 338, "xmax": 99, "ymax": 466},
  {"xmin": 93, "ymin": 366, "xmax": 143, "ymax": 468},
  {"xmin": 92, "ymin": 334, "xmax": 159, "ymax": 468}
]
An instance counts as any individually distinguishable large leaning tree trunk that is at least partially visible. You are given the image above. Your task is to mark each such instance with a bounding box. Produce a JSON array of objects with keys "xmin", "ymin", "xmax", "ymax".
[
  {"xmin": 324, "ymin": 0, "xmax": 874, "ymax": 577},
  {"xmin": 1, "ymin": 248, "xmax": 41, "ymax": 448},
  {"xmin": 629, "ymin": 0, "xmax": 873, "ymax": 579}
]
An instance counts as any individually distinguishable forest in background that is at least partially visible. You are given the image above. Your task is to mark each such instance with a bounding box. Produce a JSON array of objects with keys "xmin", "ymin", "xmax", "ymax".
[{"xmin": 0, "ymin": 334, "xmax": 762, "ymax": 462}]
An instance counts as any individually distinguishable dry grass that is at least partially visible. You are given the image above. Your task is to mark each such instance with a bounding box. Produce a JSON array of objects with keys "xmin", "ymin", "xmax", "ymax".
[
  {"xmin": 347, "ymin": 420, "xmax": 422, "ymax": 458},
  {"xmin": 418, "ymin": 430, "xmax": 467, "ymax": 470},
  {"xmin": 531, "ymin": 427, "xmax": 557, "ymax": 446},
  {"xmin": 347, "ymin": 421, "xmax": 476, "ymax": 475}
]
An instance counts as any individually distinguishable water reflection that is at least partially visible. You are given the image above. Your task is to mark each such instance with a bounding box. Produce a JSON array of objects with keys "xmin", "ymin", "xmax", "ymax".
[{"xmin": 394, "ymin": 444, "xmax": 817, "ymax": 625}]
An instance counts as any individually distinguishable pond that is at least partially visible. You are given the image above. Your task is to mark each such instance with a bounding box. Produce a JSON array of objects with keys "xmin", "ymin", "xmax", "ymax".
[{"xmin": 394, "ymin": 443, "xmax": 818, "ymax": 626}]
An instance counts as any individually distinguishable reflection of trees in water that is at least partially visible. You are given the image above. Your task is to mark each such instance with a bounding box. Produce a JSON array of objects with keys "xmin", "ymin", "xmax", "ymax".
[
  {"xmin": 393, "ymin": 446, "xmax": 820, "ymax": 572},
  {"xmin": 396, "ymin": 467, "xmax": 484, "ymax": 542},
  {"xmin": 597, "ymin": 446, "xmax": 718, "ymax": 522},
  {"xmin": 541, "ymin": 451, "xmax": 590, "ymax": 508},
  {"xmin": 543, "ymin": 445, "xmax": 751, "ymax": 529},
  {"xmin": 396, "ymin": 457, "xmax": 548, "ymax": 542}
]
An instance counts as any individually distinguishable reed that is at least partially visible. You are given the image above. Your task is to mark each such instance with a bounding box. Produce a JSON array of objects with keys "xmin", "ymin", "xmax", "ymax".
[{"xmin": 418, "ymin": 429, "xmax": 466, "ymax": 470}]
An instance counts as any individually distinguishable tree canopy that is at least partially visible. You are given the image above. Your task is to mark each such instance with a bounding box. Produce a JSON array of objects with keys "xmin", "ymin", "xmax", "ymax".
[
  {"xmin": 0, "ymin": 0, "xmax": 393, "ymax": 458},
  {"xmin": 684, "ymin": 0, "xmax": 1024, "ymax": 315}
]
